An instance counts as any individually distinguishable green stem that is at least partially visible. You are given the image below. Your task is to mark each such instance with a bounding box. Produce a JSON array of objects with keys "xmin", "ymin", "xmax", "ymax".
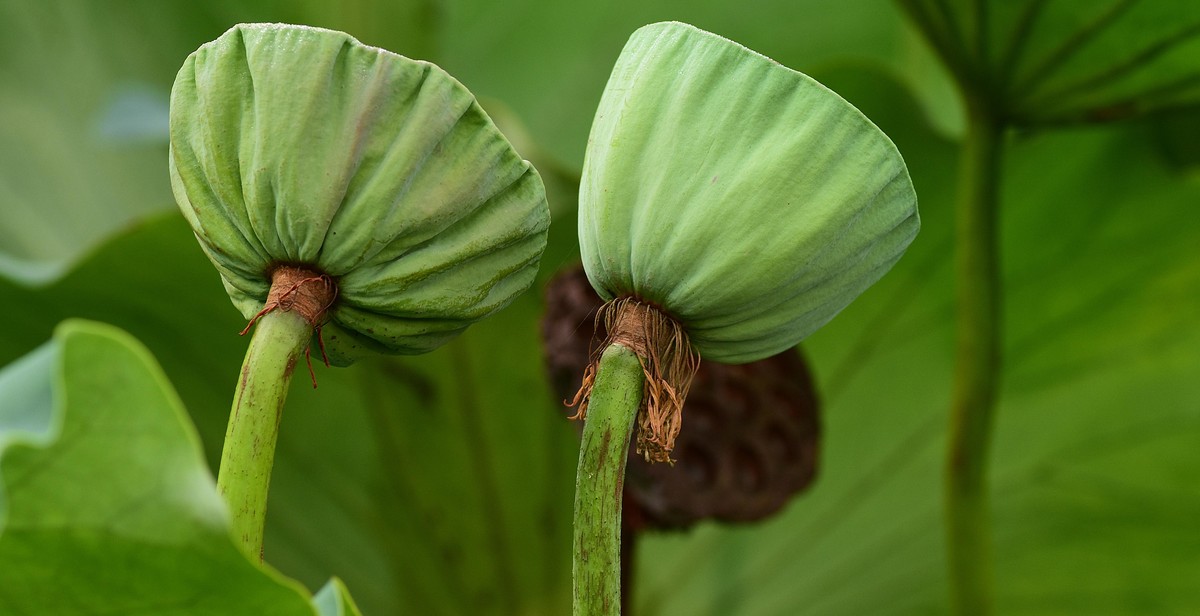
[
  {"xmin": 946, "ymin": 99, "xmax": 1003, "ymax": 615},
  {"xmin": 573, "ymin": 343, "xmax": 645, "ymax": 616},
  {"xmin": 217, "ymin": 308, "xmax": 312, "ymax": 561}
]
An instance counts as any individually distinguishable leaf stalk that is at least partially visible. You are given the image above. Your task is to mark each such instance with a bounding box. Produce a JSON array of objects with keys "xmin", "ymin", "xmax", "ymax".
[
  {"xmin": 573, "ymin": 343, "xmax": 645, "ymax": 616},
  {"xmin": 217, "ymin": 308, "xmax": 312, "ymax": 561},
  {"xmin": 946, "ymin": 96, "xmax": 1003, "ymax": 616}
]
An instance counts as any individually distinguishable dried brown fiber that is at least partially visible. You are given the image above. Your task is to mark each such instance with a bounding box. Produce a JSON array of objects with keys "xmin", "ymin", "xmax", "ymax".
[{"xmin": 569, "ymin": 296, "xmax": 700, "ymax": 464}]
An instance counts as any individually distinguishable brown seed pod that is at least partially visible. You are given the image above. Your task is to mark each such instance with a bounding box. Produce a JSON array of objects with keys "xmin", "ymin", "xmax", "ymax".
[{"xmin": 542, "ymin": 265, "xmax": 821, "ymax": 529}]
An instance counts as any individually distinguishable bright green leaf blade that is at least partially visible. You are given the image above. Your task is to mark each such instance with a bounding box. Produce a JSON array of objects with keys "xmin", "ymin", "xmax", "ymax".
[
  {"xmin": 1004, "ymin": 0, "xmax": 1200, "ymax": 121},
  {"xmin": 898, "ymin": 0, "xmax": 1200, "ymax": 124},
  {"xmin": 335, "ymin": 308, "xmax": 578, "ymax": 615},
  {"xmin": 0, "ymin": 319, "xmax": 321, "ymax": 615},
  {"xmin": 1149, "ymin": 105, "xmax": 1200, "ymax": 177}
]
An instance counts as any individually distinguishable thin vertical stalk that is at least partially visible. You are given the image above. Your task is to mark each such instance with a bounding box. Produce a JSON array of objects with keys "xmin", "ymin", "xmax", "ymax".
[
  {"xmin": 574, "ymin": 343, "xmax": 645, "ymax": 616},
  {"xmin": 217, "ymin": 308, "xmax": 311, "ymax": 561},
  {"xmin": 946, "ymin": 98, "xmax": 1003, "ymax": 616}
]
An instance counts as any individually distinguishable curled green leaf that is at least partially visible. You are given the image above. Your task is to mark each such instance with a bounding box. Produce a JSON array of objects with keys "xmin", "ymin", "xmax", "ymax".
[
  {"xmin": 169, "ymin": 23, "xmax": 550, "ymax": 365},
  {"xmin": 579, "ymin": 21, "xmax": 919, "ymax": 364},
  {"xmin": 0, "ymin": 320, "xmax": 358, "ymax": 615}
]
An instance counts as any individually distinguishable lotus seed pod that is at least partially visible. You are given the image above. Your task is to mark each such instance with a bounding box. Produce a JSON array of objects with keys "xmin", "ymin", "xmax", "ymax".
[
  {"xmin": 169, "ymin": 23, "xmax": 549, "ymax": 365},
  {"xmin": 578, "ymin": 21, "xmax": 919, "ymax": 364}
]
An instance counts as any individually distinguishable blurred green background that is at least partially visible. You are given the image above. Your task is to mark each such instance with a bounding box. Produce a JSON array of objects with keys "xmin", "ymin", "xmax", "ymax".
[{"xmin": 1, "ymin": 1, "xmax": 1198, "ymax": 614}]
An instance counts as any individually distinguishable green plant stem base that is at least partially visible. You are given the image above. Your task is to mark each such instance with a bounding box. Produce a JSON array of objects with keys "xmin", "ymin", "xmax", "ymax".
[
  {"xmin": 217, "ymin": 308, "xmax": 312, "ymax": 561},
  {"xmin": 573, "ymin": 343, "xmax": 645, "ymax": 616},
  {"xmin": 946, "ymin": 99, "xmax": 1003, "ymax": 616}
]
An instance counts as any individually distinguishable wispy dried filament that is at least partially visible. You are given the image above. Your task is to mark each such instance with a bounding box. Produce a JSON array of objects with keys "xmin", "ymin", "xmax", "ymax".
[{"xmin": 569, "ymin": 297, "xmax": 700, "ymax": 463}]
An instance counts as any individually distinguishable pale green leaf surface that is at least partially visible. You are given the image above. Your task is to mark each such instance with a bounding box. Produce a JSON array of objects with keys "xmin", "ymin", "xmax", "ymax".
[
  {"xmin": 0, "ymin": 319, "xmax": 328, "ymax": 615},
  {"xmin": 313, "ymin": 578, "xmax": 364, "ymax": 616},
  {"xmin": 0, "ymin": 2, "xmax": 230, "ymax": 283},
  {"xmin": 440, "ymin": 0, "xmax": 962, "ymax": 166}
]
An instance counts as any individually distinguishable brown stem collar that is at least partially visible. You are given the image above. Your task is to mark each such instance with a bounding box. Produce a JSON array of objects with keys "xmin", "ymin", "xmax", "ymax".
[
  {"xmin": 240, "ymin": 265, "xmax": 338, "ymax": 387},
  {"xmin": 569, "ymin": 297, "xmax": 700, "ymax": 463}
]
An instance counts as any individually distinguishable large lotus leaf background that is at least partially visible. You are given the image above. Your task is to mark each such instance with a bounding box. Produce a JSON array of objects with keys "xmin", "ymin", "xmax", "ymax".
[
  {"xmin": 0, "ymin": 320, "xmax": 361, "ymax": 615},
  {"xmin": 897, "ymin": 0, "xmax": 1200, "ymax": 124},
  {"xmin": 1, "ymin": 1, "xmax": 1198, "ymax": 615}
]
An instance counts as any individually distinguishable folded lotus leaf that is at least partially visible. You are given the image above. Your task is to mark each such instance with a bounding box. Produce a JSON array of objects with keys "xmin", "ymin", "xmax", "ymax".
[
  {"xmin": 169, "ymin": 23, "xmax": 549, "ymax": 365},
  {"xmin": 578, "ymin": 21, "xmax": 919, "ymax": 363}
]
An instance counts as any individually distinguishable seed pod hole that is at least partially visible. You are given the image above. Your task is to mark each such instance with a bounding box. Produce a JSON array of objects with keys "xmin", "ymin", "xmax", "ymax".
[
  {"xmin": 731, "ymin": 445, "xmax": 765, "ymax": 494},
  {"xmin": 679, "ymin": 443, "xmax": 716, "ymax": 489},
  {"xmin": 684, "ymin": 400, "xmax": 718, "ymax": 434},
  {"xmin": 719, "ymin": 380, "xmax": 754, "ymax": 421}
]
